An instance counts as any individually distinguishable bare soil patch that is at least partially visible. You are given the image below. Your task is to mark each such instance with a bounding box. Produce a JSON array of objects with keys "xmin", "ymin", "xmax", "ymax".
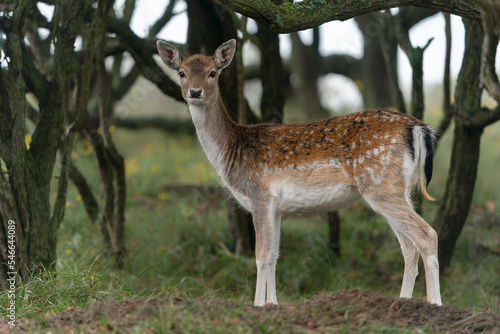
[{"xmin": 2, "ymin": 289, "xmax": 499, "ymax": 333}]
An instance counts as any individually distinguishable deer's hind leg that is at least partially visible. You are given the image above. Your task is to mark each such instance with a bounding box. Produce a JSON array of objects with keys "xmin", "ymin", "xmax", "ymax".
[
  {"xmin": 393, "ymin": 228, "xmax": 419, "ymax": 299},
  {"xmin": 362, "ymin": 192, "xmax": 442, "ymax": 306}
]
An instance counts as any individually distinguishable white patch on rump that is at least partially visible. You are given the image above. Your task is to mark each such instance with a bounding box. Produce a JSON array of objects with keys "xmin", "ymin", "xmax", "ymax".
[{"xmin": 402, "ymin": 151, "xmax": 419, "ymax": 201}]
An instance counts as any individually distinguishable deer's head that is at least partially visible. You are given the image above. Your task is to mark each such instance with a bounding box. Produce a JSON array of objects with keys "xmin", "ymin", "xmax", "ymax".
[{"xmin": 157, "ymin": 40, "xmax": 236, "ymax": 106}]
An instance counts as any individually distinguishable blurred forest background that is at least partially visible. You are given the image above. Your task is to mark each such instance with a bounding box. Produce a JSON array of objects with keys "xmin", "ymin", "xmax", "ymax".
[{"xmin": 0, "ymin": 0, "xmax": 499, "ymax": 321}]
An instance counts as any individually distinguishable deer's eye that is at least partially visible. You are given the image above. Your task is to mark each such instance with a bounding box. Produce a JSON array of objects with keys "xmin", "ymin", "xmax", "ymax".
[
  {"xmin": 178, "ymin": 71, "xmax": 185, "ymax": 78},
  {"xmin": 209, "ymin": 71, "xmax": 217, "ymax": 78}
]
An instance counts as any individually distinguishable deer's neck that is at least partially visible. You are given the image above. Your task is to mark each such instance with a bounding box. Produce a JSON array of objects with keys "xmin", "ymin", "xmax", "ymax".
[{"xmin": 188, "ymin": 95, "xmax": 239, "ymax": 173}]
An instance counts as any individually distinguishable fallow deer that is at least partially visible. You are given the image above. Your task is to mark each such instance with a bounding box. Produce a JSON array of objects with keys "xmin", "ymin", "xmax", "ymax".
[{"xmin": 156, "ymin": 39, "xmax": 442, "ymax": 307}]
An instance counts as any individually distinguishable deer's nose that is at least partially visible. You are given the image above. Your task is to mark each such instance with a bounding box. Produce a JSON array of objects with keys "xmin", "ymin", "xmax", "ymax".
[{"xmin": 189, "ymin": 89, "xmax": 202, "ymax": 98}]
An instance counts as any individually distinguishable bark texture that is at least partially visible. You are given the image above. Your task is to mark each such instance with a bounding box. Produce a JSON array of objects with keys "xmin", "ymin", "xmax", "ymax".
[
  {"xmin": 215, "ymin": 0, "xmax": 481, "ymax": 33},
  {"xmin": 0, "ymin": 0, "xmax": 88, "ymax": 287},
  {"xmin": 257, "ymin": 21, "xmax": 286, "ymax": 124},
  {"xmin": 433, "ymin": 19, "xmax": 495, "ymax": 271},
  {"xmin": 434, "ymin": 126, "xmax": 482, "ymax": 271}
]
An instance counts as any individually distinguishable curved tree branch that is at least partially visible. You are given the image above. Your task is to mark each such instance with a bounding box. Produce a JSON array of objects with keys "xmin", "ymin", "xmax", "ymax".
[
  {"xmin": 68, "ymin": 162, "xmax": 98, "ymax": 222},
  {"xmin": 466, "ymin": 106, "xmax": 500, "ymax": 128},
  {"xmin": 478, "ymin": 1, "xmax": 500, "ymax": 103},
  {"xmin": 149, "ymin": 0, "xmax": 179, "ymax": 37},
  {"xmin": 108, "ymin": 17, "xmax": 184, "ymax": 102},
  {"xmin": 320, "ymin": 54, "xmax": 362, "ymax": 81},
  {"xmin": 213, "ymin": 0, "xmax": 481, "ymax": 33}
]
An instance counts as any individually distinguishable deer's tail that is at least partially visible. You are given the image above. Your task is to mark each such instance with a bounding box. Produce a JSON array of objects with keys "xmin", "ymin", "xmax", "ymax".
[{"xmin": 414, "ymin": 125, "xmax": 436, "ymax": 201}]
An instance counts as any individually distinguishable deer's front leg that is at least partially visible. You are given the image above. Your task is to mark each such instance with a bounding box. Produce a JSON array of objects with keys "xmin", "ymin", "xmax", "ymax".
[{"xmin": 253, "ymin": 200, "xmax": 281, "ymax": 306}]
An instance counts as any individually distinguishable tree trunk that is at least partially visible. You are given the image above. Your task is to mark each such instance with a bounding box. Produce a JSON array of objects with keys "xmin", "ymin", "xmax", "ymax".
[
  {"xmin": 227, "ymin": 199, "xmax": 255, "ymax": 255},
  {"xmin": 94, "ymin": 0, "xmax": 127, "ymax": 267},
  {"xmin": 434, "ymin": 126, "xmax": 482, "ymax": 271},
  {"xmin": 380, "ymin": 12, "xmax": 408, "ymax": 114},
  {"xmin": 433, "ymin": 19, "xmax": 484, "ymax": 272},
  {"xmin": 327, "ymin": 211, "xmax": 341, "ymax": 256},
  {"xmin": 355, "ymin": 13, "xmax": 393, "ymax": 109},
  {"xmin": 290, "ymin": 29, "xmax": 330, "ymax": 120},
  {"xmin": 0, "ymin": 0, "xmax": 71, "ymax": 287},
  {"xmin": 0, "ymin": 155, "xmax": 59, "ymax": 287},
  {"xmin": 186, "ymin": 0, "xmax": 255, "ymax": 255},
  {"xmin": 437, "ymin": 12, "xmax": 453, "ymax": 140},
  {"xmin": 257, "ymin": 21, "xmax": 285, "ymax": 124}
]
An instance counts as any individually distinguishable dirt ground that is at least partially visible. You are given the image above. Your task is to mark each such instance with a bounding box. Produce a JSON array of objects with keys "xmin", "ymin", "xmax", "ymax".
[{"xmin": 2, "ymin": 289, "xmax": 499, "ymax": 333}]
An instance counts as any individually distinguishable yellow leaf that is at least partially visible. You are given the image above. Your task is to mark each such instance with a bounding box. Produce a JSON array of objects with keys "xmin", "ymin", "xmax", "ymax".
[{"xmin": 25, "ymin": 134, "xmax": 32, "ymax": 149}]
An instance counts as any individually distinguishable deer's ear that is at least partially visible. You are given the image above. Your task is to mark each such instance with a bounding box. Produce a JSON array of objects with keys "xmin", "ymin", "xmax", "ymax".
[
  {"xmin": 214, "ymin": 39, "xmax": 236, "ymax": 70},
  {"xmin": 157, "ymin": 40, "xmax": 182, "ymax": 71}
]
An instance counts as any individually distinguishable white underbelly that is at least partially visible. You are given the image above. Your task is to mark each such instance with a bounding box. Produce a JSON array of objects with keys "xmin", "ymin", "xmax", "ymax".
[{"xmin": 271, "ymin": 181, "xmax": 360, "ymax": 213}]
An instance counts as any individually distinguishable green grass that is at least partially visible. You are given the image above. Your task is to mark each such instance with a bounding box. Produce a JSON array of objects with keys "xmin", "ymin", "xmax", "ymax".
[
  {"xmin": 4, "ymin": 262, "xmax": 155, "ymax": 320},
  {"xmin": 2, "ymin": 121, "xmax": 499, "ymax": 327}
]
